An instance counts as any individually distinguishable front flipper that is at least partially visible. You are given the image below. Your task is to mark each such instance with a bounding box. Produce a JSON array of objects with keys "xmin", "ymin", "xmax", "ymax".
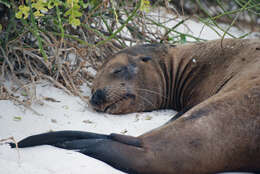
[{"xmin": 10, "ymin": 131, "xmax": 146, "ymax": 174}]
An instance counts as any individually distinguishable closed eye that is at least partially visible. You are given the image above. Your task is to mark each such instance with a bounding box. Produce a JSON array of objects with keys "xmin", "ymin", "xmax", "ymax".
[
  {"xmin": 113, "ymin": 69, "xmax": 122, "ymax": 74},
  {"xmin": 140, "ymin": 56, "xmax": 152, "ymax": 62},
  {"xmin": 111, "ymin": 65, "xmax": 137, "ymax": 80},
  {"xmin": 112, "ymin": 66, "xmax": 126, "ymax": 74}
]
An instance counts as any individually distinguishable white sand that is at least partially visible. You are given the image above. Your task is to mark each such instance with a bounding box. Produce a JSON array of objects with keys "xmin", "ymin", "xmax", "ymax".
[
  {"xmin": 0, "ymin": 9, "xmax": 258, "ymax": 174},
  {"xmin": 0, "ymin": 82, "xmax": 175, "ymax": 174}
]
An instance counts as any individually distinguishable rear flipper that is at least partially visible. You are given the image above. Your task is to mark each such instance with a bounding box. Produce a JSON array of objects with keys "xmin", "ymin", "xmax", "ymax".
[
  {"xmin": 9, "ymin": 131, "xmax": 145, "ymax": 174},
  {"xmin": 9, "ymin": 131, "xmax": 108, "ymax": 148}
]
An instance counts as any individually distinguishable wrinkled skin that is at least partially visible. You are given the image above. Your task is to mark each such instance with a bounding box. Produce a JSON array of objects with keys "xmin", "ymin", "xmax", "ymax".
[
  {"xmin": 90, "ymin": 44, "xmax": 170, "ymax": 114},
  {"xmin": 11, "ymin": 39, "xmax": 260, "ymax": 174}
]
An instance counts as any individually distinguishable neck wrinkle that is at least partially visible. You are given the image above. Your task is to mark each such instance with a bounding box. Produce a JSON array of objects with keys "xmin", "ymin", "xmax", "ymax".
[
  {"xmin": 158, "ymin": 46, "xmax": 201, "ymax": 111},
  {"xmin": 167, "ymin": 47, "xmax": 199, "ymax": 111},
  {"xmin": 172, "ymin": 57, "xmax": 185, "ymax": 111},
  {"xmin": 160, "ymin": 51, "xmax": 183, "ymax": 111},
  {"xmin": 157, "ymin": 57, "xmax": 169, "ymax": 110},
  {"xmin": 168, "ymin": 54, "xmax": 175, "ymax": 109},
  {"xmin": 178, "ymin": 58, "xmax": 200, "ymax": 109}
]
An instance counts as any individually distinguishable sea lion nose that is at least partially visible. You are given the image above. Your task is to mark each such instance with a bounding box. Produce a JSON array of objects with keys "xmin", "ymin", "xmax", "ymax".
[{"xmin": 90, "ymin": 89, "xmax": 106, "ymax": 106}]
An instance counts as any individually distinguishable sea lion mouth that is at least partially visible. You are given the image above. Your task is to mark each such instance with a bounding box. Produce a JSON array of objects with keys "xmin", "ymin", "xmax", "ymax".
[{"xmin": 103, "ymin": 93, "xmax": 136, "ymax": 113}]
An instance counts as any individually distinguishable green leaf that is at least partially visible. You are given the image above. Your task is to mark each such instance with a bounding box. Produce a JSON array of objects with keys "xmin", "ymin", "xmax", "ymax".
[
  {"xmin": 32, "ymin": 1, "xmax": 48, "ymax": 12},
  {"xmin": 180, "ymin": 34, "xmax": 187, "ymax": 44},
  {"xmin": 15, "ymin": 11, "xmax": 23, "ymax": 19},
  {"xmin": 0, "ymin": 0, "xmax": 11, "ymax": 8},
  {"xmin": 73, "ymin": 10, "xmax": 82, "ymax": 17},
  {"xmin": 54, "ymin": 0, "xmax": 62, "ymax": 6},
  {"xmin": 34, "ymin": 10, "xmax": 44, "ymax": 17},
  {"xmin": 167, "ymin": 36, "xmax": 173, "ymax": 41},
  {"xmin": 47, "ymin": 0, "xmax": 61, "ymax": 9},
  {"xmin": 71, "ymin": 18, "xmax": 80, "ymax": 26},
  {"xmin": 79, "ymin": 0, "xmax": 89, "ymax": 9},
  {"xmin": 48, "ymin": 1, "xmax": 55, "ymax": 9},
  {"xmin": 13, "ymin": 116, "xmax": 22, "ymax": 121},
  {"xmin": 140, "ymin": 0, "xmax": 150, "ymax": 12},
  {"xmin": 64, "ymin": 9, "xmax": 73, "ymax": 17},
  {"xmin": 21, "ymin": 91, "xmax": 28, "ymax": 96},
  {"xmin": 16, "ymin": 5, "xmax": 30, "ymax": 19},
  {"xmin": 73, "ymin": 4, "xmax": 81, "ymax": 10}
]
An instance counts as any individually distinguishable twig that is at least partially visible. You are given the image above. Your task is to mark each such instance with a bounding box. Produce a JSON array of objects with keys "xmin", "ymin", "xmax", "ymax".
[
  {"xmin": 40, "ymin": 74, "xmax": 73, "ymax": 95},
  {"xmin": 221, "ymin": 0, "xmax": 253, "ymax": 49}
]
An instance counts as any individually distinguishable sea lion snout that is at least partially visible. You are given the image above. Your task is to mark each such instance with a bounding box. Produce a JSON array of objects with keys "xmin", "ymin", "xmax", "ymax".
[
  {"xmin": 13, "ymin": 39, "xmax": 260, "ymax": 174},
  {"xmin": 90, "ymin": 85, "xmax": 137, "ymax": 114},
  {"xmin": 89, "ymin": 45, "xmax": 171, "ymax": 114},
  {"xmin": 90, "ymin": 89, "xmax": 107, "ymax": 107}
]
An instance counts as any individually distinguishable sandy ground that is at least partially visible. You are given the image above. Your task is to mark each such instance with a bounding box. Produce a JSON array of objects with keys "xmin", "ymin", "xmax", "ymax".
[
  {"xmin": 0, "ymin": 82, "xmax": 175, "ymax": 174},
  {"xmin": 0, "ymin": 9, "xmax": 259, "ymax": 174}
]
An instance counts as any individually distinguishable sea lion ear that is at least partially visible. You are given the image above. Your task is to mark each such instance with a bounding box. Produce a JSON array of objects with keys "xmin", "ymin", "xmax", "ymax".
[{"xmin": 140, "ymin": 56, "xmax": 152, "ymax": 62}]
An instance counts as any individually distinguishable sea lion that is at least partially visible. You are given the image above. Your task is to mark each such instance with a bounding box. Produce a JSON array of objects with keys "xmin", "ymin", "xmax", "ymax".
[{"xmin": 10, "ymin": 39, "xmax": 260, "ymax": 174}]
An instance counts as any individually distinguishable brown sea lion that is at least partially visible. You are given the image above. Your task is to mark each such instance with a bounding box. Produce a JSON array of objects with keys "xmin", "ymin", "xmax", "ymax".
[{"xmin": 10, "ymin": 39, "xmax": 260, "ymax": 174}]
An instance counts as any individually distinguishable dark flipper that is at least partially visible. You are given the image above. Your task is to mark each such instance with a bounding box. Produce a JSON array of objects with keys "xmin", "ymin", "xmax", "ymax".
[
  {"xmin": 77, "ymin": 138, "xmax": 145, "ymax": 174},
  {"xmin": 9, "ymin": 131, "xmax": 145, "ymax": 174},
  {"xmin": 9, "ymin": 131, "xmax": 108, "ymax": 148}
]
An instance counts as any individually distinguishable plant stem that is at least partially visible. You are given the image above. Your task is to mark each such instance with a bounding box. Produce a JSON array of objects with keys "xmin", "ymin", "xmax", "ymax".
[
  {"xmin": 95, "ymin": 0, "xmax": 142, "ymax": 46},
  {"xmin": 28, "ymin": 0, "xmax": 48, "ymax": 61}
]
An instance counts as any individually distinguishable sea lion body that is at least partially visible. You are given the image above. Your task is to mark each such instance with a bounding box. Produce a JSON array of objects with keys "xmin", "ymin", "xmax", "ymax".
[
  {"xmin": 11, "ymin": 39, "xmax": 260, "ymax": 174},
  {"xmin": 90, "ymin": 39, "xmax": 260, "ymax": 114}
]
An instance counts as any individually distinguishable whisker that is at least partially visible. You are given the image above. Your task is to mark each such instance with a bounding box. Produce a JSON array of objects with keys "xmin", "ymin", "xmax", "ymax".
[
  {"xmin": 105, "ymin": 86, "xmax": 166, "ymax": 99},
  {"xmin": 101, "ymin": 86, "xmax": 164, "ymax": 109},
  {"xmin": 137, "ymin": 94, "xmax": 156, "ymax": 108},
  {"xmin": 135, "ymin": 88, "xmax": 168, "ymax": 99}
]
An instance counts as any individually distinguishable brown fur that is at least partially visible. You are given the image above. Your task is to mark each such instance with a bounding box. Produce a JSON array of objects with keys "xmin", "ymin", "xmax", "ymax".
[
  {"xmin": 14, "ymin": 39, "xmax": 260, "ymax": 174},
  {"xmin": 90, "ymin": 39, "xmax": 260, "ymax": 173},
  {"xmin": 91, "ymin": 39, "xmax": 260, "ymax": 114}
]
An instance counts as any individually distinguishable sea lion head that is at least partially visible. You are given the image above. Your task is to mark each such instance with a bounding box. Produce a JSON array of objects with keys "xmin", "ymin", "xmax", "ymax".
[{"xmin": 90, "ymin": 44, "xmax": 170, "ymax": 114}]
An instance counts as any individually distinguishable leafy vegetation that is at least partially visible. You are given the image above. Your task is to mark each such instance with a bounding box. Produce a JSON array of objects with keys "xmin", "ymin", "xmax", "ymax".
[{"xmin": 0, "ymin": 0, "xmax": 259, "ymax": 102}]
